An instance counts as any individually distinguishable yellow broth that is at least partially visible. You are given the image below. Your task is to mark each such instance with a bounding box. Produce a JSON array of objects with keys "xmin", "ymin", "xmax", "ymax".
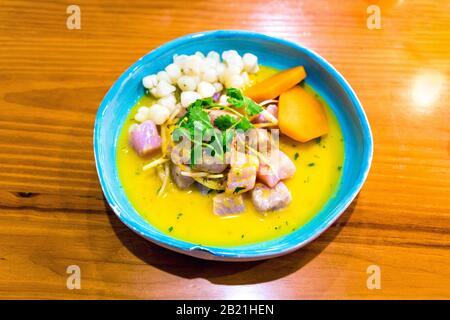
[{"xmin": 116, "ymin": 66, "xmax": 344, "ymax": 246}]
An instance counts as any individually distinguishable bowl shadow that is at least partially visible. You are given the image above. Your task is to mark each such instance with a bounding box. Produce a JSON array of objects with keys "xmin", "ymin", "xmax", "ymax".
[{"xmin": 105, "ymin": 196, "xmax": 357, "ymax": 285}]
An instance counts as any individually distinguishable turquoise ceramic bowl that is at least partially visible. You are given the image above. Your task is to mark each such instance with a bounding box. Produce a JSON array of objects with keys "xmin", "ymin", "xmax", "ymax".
[{"xmin": 94, "ymin": 30, "xmax": 373, "ymax": 261}]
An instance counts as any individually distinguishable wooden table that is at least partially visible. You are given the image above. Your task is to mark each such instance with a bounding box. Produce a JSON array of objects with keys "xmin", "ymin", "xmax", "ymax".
[{"xmin": 0, "ymin": 0, "xmax": 449, "ymax": 299}]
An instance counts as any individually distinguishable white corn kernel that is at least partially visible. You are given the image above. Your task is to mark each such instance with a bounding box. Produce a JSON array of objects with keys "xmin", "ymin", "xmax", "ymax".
[
  {"xmin": 134, "ymin": 113, "xmax": 146, "ymax": 123},
  {"xmin": 157, "ymin": 71, "xmax": 171, "ymax": 83},
  {"xmin": 142, "ymin": 75, "xmax": 158, "ymax": 89},
  {"xmin": 212, "ymin": 82, "xmax": 223, "ymax": 93},
  {"xmin": 219, "ymin": 65, "xmax": 241, "ymax": 84},
  {"xmin": 135, "ymin": 106, "xmax": 150, "ymax": 123},
  {"xmin": 152, "ymin": 80, "xmax": 176, "ymax": 98},
  {"xmin": 173, "ymin": 54, "xmax": 188, "ymax": 68},
  {"xmin": 183, "ymin": 55, "xmax": 202, "ymax": 76},
  {"xmin": 241, "ymin": 71, "xmax": 249, "ymax": 84},
  {"xmin": 243, "ymin": 53, "xmax": 259, "ymax": 74},
  {"xmin": 219, "ymin": 95, "xmax": 229, "ymax": 106},
  {"xmin": 245, "ymin": 63, "xmax": 259, "ymax": 74},
  {"xmin": 181, "ymin": 91, "xmax": 201, "ymax": 108},
  {"xmin": 201, "ymin": 68, "xmax": 218, "ymax": 83},
  {"xmin": 222, "ymin": 50, "xmax": 239, "ymax": 61},
  {"xmin": 207, "ymin": 51, "xmax": 220, "ymax": 63},
  {"xmin": 243, "ymin": 53, "xmax": 257, "ymax": 65},
  {"xmin": 222, "ymin": 50, "xmax": 243, "ymax": 71},
  {"xmin": 177, "ymin": 75, "xmax": 197, "ymax": 91},
  {"xmin": 128, "ymin": 123, "xmax": 138, "ymax": 133},
  {"xmin": 158, "ymin": 94, "xmax": 177, "ymax": 112},
  {"xmin": 165, "ymin": 63, "xmax": 182, "ymax": 83},
  {"xmin": 195, "ymin": 51, "xmax": 205, "ymax": 59},
  {"xmin": 170, "ymin": 103, "xmax": 182, "ymax": 117},
  {"xmin": 148, "ymin": 104, "xmax": 170, "ymax": 125},
  {"xmin": 215, "ymin": 62, "xmax": 226, "ymax": 78},
  {"xmin": 197, "ymin": 81, "xmax": 216, "ymax": 98},
  {"xmin": 138, "ymin": 106, "xmax": 149, "ymax": 114},
  {"xmin": 192, "ymin": 75, "xmax": 201, "ymax": 84},
  {"xmin": 202, "ymin": 57, "xmax": 218, "ymax": 70},
  {"xmin": 227, "ymin": 65, "xmax": 242, "ymax": 75},
  {"xmin": 225, "ymin": 74, "xmax": 244, "ymax": 88}
]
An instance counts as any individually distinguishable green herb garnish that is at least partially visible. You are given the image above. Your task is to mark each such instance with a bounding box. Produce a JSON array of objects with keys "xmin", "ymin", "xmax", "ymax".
[
  {"xmin": 172, "ymin": 88, "xmax": 263, "ymax": 167},
  {"xmin": 214, "ymin": 114, "xmax": 254, "ymax": 131},
  {"xmin": 213, "ymin": 110, "xmax": 255, "ymax": 131},
  {"xmin": 233, "ymin": 187, "xmax": 245, "ymax": 194},
  {"xmin": 294, "ymin": 152, "xmax": 299, "ymax": 160},
  {"xmin": 174, "ymin": 99, "xmax": 222, "ymax": 166},
  {"xmin": 214, "ymin": 114, "xmax": 236, "ymax": 130},
  {"xmin": 226, "ymin": 88, "xmax": 263, "ymax": 116},
  {"xmin": 235, "ymin": 117, "xmax": 254, "ymax": 131},
  {"xmin": 168, "ymin": 226, "xmax": 174, "ymax": 232},
  {"xmin": 308, "ymin": 163, "xmax": 315, "ymax": 167}
]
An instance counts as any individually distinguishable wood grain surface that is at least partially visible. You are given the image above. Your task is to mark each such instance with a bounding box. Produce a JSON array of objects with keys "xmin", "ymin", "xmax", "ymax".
[{"xmin": 0, "ymin": 0, "xmax": 449, "ymax": 299}]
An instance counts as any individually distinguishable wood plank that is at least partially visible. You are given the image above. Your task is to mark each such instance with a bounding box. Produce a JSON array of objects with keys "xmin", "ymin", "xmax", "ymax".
[{"xmin": 0, "ymin": 0, "xmax": 449, "ymax": 299}]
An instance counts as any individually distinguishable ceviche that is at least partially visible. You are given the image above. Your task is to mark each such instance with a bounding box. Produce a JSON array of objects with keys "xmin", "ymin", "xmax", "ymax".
[{"xmin": 117, "ymin": 50, "xmax": 344, "ymax": 246}]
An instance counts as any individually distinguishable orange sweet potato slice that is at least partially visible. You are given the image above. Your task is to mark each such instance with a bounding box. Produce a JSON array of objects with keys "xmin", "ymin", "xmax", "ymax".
[
  {"xmin": 278, "ymin": 86, "xmax": 328, "ymax": 142},
  {"xmin": 245, "ymin": 66, "xmax": 306, "ymax": 102}
]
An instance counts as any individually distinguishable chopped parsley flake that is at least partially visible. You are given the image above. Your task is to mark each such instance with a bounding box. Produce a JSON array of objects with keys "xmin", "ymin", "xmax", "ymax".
[{"xmin": 233, "ymin": 187, "xmax": 245, "ymax": 194}]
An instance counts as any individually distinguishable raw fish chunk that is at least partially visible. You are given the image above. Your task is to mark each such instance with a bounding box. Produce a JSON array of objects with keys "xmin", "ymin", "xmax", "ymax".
[
  {"xmin": 170, "ymin": 164, "xmax": 194, "ymax": 189},
  {"xmin": 257, "ymin": 149, "xmax": 296, "ymax": 187},
  {"xmin": 226, "ymin": 153, "xmax": 259, "ymax": 194},
  {"xmin": 251, "ymin": 182, "xmax": 292, "ymax": 212},
  {"xmin": 129, "ymin": 120, "xmax": 162, "ymax": 156},
  {"xmin": 193, "ymin": 149, "xmax": 227, "ymax": 173},
  {"xmin": 213, "ymin": 193, "xmax": 245, "ymax": 215}
]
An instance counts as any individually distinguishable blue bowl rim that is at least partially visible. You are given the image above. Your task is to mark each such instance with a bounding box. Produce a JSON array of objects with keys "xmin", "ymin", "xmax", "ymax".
[{"xmin": 94, "ymin": 30, "xmax": 373, "ymax": 260}]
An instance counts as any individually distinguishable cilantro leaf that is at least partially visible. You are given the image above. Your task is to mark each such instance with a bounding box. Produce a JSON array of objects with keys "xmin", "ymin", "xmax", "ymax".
[
  {"xmin": 188, "ymin": 97, "xmax": 215, "ymax": 109},
  {"xmin": 226, "ymin": 88, "xmax": 245, "ymax": 108},
  {"xmin": 214, "ymin": 114, "xmax": 237, "ymax": 130},
  {"xmin": 226, "ymin": 88, "xmax": 263, "ymax": 116},
  {"xmin": 245, "ymin": 99, "xmax": 263, "ymax": 116},
  {"xmin": 214, "ymin": 114, "xmax": 254, "ymax": 132},
  {"xmin": 235, "ymin": 117, "xmax": 254, "ymax": 131},
  {"xmin": 187, "ymin": 105, "xmax": 212, "ymax": 130}
]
